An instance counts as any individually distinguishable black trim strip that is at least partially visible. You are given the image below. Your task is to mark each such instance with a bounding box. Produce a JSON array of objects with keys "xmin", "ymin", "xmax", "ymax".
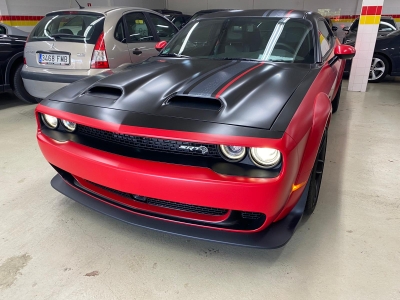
[
  {"xmin": 51, "ymin": 174, "xmax": 310, "ymax": 249},
  {"xmin": 21, "ymin": 70, "xmax": 86, "ymax": 83}
]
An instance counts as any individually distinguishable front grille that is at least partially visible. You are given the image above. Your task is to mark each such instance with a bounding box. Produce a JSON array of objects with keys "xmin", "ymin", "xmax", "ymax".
[
  {"xmin": 241, "ymin": 212, "xmax": 263, "ymax": 220},
  {"xmin": 76, "ymin": 125, "xmax": 220, "ymax": 158},
  {"xmin": 89, "ymin": 181, "xmax": 229, "ymax": 216}
]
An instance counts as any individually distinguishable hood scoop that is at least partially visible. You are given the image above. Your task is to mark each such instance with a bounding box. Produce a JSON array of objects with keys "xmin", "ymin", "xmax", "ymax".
[
  {"xmin": 165, "ymin": 95, "xmax": 222, "ymax": 111},
  {"xmin": 85, "ymin": 86, "xmax": 122, "ymax": 100}
]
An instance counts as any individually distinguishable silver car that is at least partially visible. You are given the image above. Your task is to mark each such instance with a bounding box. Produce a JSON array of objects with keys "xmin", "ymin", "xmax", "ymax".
[{"xmin": 22, "ymin": 7, "xmax": 178, "ymax": 100}]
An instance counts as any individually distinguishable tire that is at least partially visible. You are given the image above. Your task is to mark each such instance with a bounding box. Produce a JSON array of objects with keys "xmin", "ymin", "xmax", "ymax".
[
  {"xmin": 304, "ymin": 130, "xmax": 327, "ymax": 215},
  {"xmin": 331, "ymin": 81, "xmax": 342, "ymax": 114},
  {"xmin": 369, "ymin": 54, "xmax": 389, "ymax": 83},
  {"xmin": 12, "ymin": 64, "xmax": 38, "ymax": 104}
]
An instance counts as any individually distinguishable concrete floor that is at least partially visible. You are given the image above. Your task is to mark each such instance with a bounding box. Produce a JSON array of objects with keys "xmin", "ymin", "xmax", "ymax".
[{"xmin": 0, "ymin": 80, "xmax": 399, "ymax": 300}]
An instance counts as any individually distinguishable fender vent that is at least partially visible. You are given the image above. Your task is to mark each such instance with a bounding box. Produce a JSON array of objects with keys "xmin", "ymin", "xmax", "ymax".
[
  {"xmin": 166, "ymin": 96, "xmax": 222, "ymax": 111},
  {"xmin": 86, "ymin": 86, "xmax": 122, "ymax": 100}
]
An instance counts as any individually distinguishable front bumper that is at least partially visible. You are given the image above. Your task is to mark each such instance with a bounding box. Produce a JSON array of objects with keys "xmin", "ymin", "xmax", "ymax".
[{"xmin": 52, "ymin": 174, "xmax": 310, "ymax": 248}]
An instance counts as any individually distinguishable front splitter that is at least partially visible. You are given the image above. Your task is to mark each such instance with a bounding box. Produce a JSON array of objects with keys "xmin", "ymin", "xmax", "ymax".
[{"xmin": 51, "ymin": 174, "xmax": 309, "ymax": 249}]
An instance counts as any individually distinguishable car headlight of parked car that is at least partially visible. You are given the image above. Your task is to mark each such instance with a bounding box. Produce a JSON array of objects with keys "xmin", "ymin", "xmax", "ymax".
[
  {"xmin": 219, "ymin": 145, "xmax": 246, "ymax": 162},
  {"xmin": 61, "ymin": 120, "xmax": 77, "ymax": 132},
  {"xmin": 41, "ymin": 114, "xmax": 59, "ymax": 129},
  {"xmin": 250, "ymin": 147, "xmax": 281, "ymax": 168}
]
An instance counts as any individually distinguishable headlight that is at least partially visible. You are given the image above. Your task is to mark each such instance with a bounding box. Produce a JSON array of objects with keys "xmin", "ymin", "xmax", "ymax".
[
  {"xmin": 41, "ymin": 114, "xmax": 58, "ymax": 129},
  {"xmin": 219, "ymin": 145, "xmax": 246, "ymax": 162},
  {"xmin": 250, "ymin": 147, "xmax": 281, "ymax": 168},
  {"xmin": 62, "ymin": 120, "xmax": 76, "ymax": 132}
]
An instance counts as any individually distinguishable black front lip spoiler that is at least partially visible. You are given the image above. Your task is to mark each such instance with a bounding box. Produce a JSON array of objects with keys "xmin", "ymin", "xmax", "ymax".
[
  {"xmin": 51, "ymin": 174, "xmax": 310, "ymax": 249},
  {"xmin": 21, "ymin": 70, "xmax": 86, "ymax": 83}
]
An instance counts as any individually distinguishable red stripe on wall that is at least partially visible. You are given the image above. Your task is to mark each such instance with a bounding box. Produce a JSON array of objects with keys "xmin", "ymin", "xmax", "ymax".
[
  {"xmin": 361, "ymin": 6, "xmax": 383, "ymax": 16},
  {"xmin": 330, "ymin": 14, "xmax": 400, "ymax": 21},
  {"xmin": 0, "ymin": 15, "xmax": 43, "ymax": 21}
]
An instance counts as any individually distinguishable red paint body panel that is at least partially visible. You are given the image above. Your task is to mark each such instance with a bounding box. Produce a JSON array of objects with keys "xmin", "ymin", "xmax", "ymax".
[
  {"xmin": 36, "ymin": 33, "xmax": 347, "ymax": 233},
  {"xmin": 37, "ymin": 127, "xmax": 300, "ymax": 231}
]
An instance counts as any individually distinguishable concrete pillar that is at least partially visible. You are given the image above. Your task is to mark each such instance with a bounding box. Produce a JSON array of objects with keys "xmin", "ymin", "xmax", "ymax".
[{"xmin": 348, "ymin": 0, "xmax": 384, "ymax": 92}]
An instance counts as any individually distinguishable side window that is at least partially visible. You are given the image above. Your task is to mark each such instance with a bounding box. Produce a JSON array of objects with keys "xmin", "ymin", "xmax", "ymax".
[
  {"xmin": 114, "ymin": 19, "xmax": 126, "ymax": 43},
  {"xmin": 317, "ymin": 19, "xmax": 334, "ymax": 58},
  {"xmin": 379, "ymin": 21, "xmax": 396, "ymax": 32},
  {"xmin": 350, "ymin": 19, "xmax": 359, "ymax": 32},
  {"xmin": 149, "ymin": 13, "xmax": 178, "ymax": 41},
  {"xmin": 0, "ymin": 25, "xmax": 6, "ymax": 35},
  {"xmin": 125, "ymin": 12, "xmax": 154, "ymax": 42}
]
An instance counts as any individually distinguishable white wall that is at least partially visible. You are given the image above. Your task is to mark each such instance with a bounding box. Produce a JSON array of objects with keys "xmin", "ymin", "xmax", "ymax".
[
  {"xmin": 3, "ymin": 0, "xmax": 165, "ymax": 15},
  {"xmin": 167, "ymin": 0, "xmax": 399, "ymax": 16},
  {"xmin": 0, "ymin": 0, "xmax": 165, "ymax": 31}
]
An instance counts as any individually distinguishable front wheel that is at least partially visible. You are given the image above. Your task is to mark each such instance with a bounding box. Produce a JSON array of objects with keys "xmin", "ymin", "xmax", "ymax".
[
  {"xmin": 369, "ymin": 54, "xmax": 389, "ymax": 83},
  {"xmin": 12, "ymin": 64, "xmax": 38, "ymax": 104},
  {"xmin": 304, "ymin": 130, "xmax": 327, "ymax": 215}
]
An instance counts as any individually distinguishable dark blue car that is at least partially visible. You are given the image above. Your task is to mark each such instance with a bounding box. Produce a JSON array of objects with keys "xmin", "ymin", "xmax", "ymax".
[{"xmin": 345, "ymin": 30, "xmax": 400, "ymax": 83}]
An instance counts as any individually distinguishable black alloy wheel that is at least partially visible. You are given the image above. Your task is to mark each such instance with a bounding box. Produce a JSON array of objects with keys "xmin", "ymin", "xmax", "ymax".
[
  {"xmin": 304, "ymin": 130, "xmax": 327, "ymax": 215},
  {"xmin": 331, "ymin": 81, "xmax": 342, "ymax": 114}
]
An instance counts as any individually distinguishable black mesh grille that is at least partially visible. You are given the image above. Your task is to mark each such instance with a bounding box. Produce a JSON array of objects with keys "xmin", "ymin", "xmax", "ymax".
[
  {"xmin": 241, "ymin": 212, "xmax": 263, "ymax": 220},
  {"xmin": 76, "ymin": 125, "xmax": 220, "ymax": 158},
  {"xmin": 89, "ymin": 181, "xmax": 229, "ymax": 216}
]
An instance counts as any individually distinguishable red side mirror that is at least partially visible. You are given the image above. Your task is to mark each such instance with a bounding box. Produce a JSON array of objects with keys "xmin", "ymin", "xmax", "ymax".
[
  {"xmin": 155, "ymin": 41, "xmax": 168, "ymax": 52},
  {"xmin": 334, "ymin": 45, "xmax": 356, "ymax": 60}
]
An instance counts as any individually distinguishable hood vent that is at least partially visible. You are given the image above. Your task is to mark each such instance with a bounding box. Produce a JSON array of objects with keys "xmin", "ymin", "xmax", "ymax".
[
  {"xmin": 86, "ymin": 86, "xmax": 122, "ymax": 100},
  {"xmin": 166, "ymin": 96, "xmax": 222, "ymax": 111}
]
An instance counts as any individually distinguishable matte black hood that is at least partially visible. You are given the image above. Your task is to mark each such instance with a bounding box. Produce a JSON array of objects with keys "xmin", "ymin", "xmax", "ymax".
[{"xmin": 49, "ymin": 57, "xmax": 311, "ymax": 130}]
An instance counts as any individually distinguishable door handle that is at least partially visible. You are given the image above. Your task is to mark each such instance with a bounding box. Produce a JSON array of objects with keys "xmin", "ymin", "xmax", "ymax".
[{"xmin": 133, "ymin": 48, "xmax": 142, "ymax": 55}]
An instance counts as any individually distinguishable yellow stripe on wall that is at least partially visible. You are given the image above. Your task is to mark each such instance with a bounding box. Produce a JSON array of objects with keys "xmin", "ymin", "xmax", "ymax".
[
  {"xmin": 360, "ymin": 15, "xmax": 381, "ymax": 25},
  {"xmin": 0, "ymin": 20, "xmax": 40, "ymax": 26}
]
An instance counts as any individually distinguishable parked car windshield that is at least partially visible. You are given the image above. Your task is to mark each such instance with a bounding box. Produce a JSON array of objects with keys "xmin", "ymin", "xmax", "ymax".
[
  {"xmin": 28, "ymin": 12, "xmax": 105, "ymax": 44},
  {"xmin": 161, "ymin": 17, "xmax": 315, "ymax": 63}
]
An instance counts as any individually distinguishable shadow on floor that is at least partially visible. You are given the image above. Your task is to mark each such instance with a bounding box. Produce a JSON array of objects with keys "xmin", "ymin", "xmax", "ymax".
[{"xmin": 0, "ymin": 93, "xmax": 33, "ymax": 110}]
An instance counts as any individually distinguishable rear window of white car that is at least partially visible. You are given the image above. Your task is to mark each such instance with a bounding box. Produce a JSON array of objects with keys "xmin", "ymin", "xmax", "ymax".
[{"xmin": 28, "ymin": 12, "xmax": 104, "ymax": 44}]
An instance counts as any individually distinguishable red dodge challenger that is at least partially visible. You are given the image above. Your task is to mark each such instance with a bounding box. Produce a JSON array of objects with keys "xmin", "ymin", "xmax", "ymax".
[{"xmin": 36, "ymin": 9, "xmax": 355, "ymax": 248}]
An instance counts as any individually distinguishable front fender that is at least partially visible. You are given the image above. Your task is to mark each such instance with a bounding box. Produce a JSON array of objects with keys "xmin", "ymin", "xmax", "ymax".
[
  {"xmin": 295, "ymin": 92, "xmax": 331, "ymax": 185},
  {"xmin": 274, "ymin": 92, "xmax": 331, "ymax": 221}
]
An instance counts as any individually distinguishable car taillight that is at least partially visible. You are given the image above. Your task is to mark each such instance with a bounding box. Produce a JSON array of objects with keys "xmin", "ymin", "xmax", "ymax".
[
  {"xmin": 91, "ymin": 32, "xmax": 109, "ymax": 69},
  {"xmin": 24, "ymin": 57, "xmax": 26, "ymax": 65}
]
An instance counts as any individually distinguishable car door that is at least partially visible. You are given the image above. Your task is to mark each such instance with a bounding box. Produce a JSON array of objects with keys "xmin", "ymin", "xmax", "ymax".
[
  {"xmin": 147, "ymin": 12, "xmax": 178, "ymax": 42},
  {"xmin": 123, "ymin": 11, "xmax": 159, "ymax": 64},
  {"xmin": 317, "ymin": 19, "xmax": 340, "ymax": 100}
]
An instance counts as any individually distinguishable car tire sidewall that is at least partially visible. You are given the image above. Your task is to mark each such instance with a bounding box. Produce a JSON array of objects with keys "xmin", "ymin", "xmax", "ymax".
[
  {"xmin": 331, "ymin": 81, "xmax": 342, "ymax": 114},
  {"xmin": 304, "ymin": 130, "xmax": 328, "ymax": 215},
  {"xmin": 12, "ymin": 64, "xmax": 38, "ymax": 104},
  {"xmin": 369, "ymin": 54, "xmax": 389, "ymax": 83}
]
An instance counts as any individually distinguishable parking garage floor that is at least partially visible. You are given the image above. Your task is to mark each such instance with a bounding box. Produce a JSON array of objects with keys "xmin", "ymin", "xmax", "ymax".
[{"xmin": 1, "ymin": 80, "xmax": 399, "ymax": 299}]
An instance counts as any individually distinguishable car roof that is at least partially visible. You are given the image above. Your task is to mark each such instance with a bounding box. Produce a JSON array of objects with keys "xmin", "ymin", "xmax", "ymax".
[
  {"xmin": 0, "ymin": 23, "xmax": 29, "ymax": 37},
  {"xmin": 46, "ymin": 6, "xmax": 156, "ymax": 15},
  {"xmin": 197, "ymin": 9, "xmax": 311, "ymax": 20}
]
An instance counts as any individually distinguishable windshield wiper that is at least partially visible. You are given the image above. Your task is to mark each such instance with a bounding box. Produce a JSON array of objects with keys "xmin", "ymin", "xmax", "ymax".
[{"xmin": 159, "ymin": 53, "xmax": 190, "ymax": 58}]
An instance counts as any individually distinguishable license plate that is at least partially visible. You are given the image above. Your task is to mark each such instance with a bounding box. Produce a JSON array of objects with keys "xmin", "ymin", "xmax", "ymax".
[{"xmin": 39, "ymin": 53, "xmax": 70, "ymax": 65}]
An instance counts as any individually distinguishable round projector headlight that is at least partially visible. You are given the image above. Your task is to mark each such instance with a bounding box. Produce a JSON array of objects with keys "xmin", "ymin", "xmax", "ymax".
[
  {"xmin": 62, "ymin": 120, "xmax": 76, "ymax": 132},
  {"xmin": 250, "ymin": 147, "xmax": 281, "ymax": 168},
  {"xmin": 219, "ymin": 145, "xmax": 246, "ymax": 162},
  {"xmin": 41, "ymin": 114, "xmax": 58, "ymax": 129}
]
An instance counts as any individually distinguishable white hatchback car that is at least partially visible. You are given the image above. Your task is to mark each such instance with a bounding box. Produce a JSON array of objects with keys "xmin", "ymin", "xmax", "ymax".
[{"xmin": 22, "ymin": 7, "xmax": 178, "ymax": 101}]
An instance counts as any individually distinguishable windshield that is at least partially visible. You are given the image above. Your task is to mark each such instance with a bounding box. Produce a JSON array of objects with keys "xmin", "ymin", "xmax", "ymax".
[
  {"xmin": 28, "ymin": 12, "xmax": 104, "ymax": 44},
  {"xmin": 161, "ymin": 17, "xmax": 315, "ymax": 63}
]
